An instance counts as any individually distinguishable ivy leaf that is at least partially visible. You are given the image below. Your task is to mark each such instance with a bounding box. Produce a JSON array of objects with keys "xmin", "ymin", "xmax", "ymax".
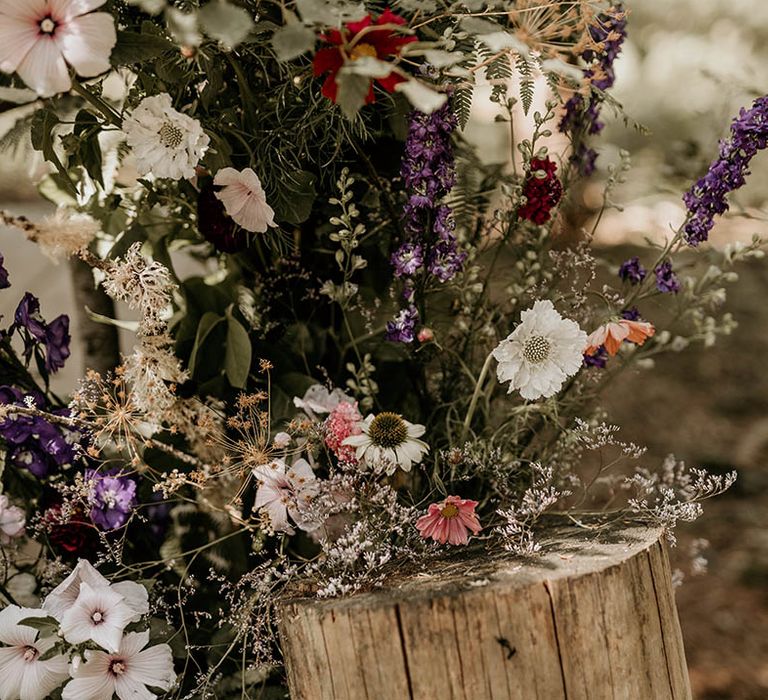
[
  {"xmin": 199, "ymin": 1, "xmax": 254, "ymax": 49},
  {"xmin": 272, "ymin": 19, "xmax": 316, "ymax": 61},
  {"xmin": 224, "ymin": 308, "xmax": 252, "ymax": 389}
]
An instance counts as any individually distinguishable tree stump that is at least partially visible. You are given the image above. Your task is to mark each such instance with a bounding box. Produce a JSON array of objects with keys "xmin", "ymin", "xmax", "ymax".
[{"xmin": 278, "ymin": 521, "xmax": 691, "ymax": 699}]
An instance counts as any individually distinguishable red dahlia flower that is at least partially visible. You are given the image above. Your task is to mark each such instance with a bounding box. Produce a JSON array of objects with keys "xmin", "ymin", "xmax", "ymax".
[{"xmin": 312, "ymin": 9, "xmax": 417, "ymax": 104}]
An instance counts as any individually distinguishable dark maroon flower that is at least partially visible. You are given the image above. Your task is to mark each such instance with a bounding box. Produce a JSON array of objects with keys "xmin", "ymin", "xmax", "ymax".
[
  {"xmin": 198, "ymin": 182, "xmax": 246, "ymax": 254},
  {"xmin": 518, "ymin": 157, "xmax": 563, "ymax": 224},
  {"xmin": 45, "ymin": 505, "xmax": 99, "ymax": 558},
  {"xmin": 0, "ymin": 253, "xmax": 9, "ymax": 289}
]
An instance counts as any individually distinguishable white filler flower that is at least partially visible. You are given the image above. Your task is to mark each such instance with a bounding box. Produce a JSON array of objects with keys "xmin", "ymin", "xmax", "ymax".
[
  {"xmin": 123, "ymin": 93, "xmax": 210, "ymax": 180},
  {"xmin": 492, "ymin": 299, "xmax": 587, "ymax": 401},
  {"xmin": 0, "ymin": 605, "xmax": 69, "ymax": 700},
  {"xmin": 62, "ymin": 630, "xmax": 175, "ymax": 700},
  {"xmin": 343, "ymin": 413, "xmax": 429, "ymax": 474},
  {"xmin": 214, "ymin": 167, "xmax": 276, "ymax": 233}
]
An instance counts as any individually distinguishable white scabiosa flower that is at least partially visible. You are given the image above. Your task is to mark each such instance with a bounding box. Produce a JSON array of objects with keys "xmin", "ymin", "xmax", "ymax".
[
  {"xmin": 492, "ymin": 300, "xmax": 587, "ymax": 401},
  {"xmin": 342, "ymin": 412, "xmax": 429, "ymax": 475},
  {"xmin": 61, "ymin": 630, "xmax": 175, "ymax": 700},
  {"xmin": 123, "ymin": 93, "xmax": 209, "ymax": 180},
  {"xmin": 0, "ymin": 605, "xmax": 69, "ymax": 700},
  {"xmin": 214, "ymin": 167, "xmax": 276, "ymax": 233},
  {"xmin": 59, "ymin": 582, "xmax": 135, "ymax": 653}
]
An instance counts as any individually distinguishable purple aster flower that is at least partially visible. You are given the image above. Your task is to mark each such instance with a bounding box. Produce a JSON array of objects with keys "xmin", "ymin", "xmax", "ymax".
[
  {"xmin": 621, "ymin": 306, "xmax": 641, "ymax": 321},
  {"xmin": 618, "ymin": 256, "xmax": 647, "ymax": 285},
  {"xmin": 683, "ymin": 95, "xmax": 768, "ymax": 245},
  {"xmin": 385, "ymin": 305, "xmax": 419, "ymax": 344},
  {"xmin": 583, "ymin": 347, "xmax": 608, "ymax": 368},
  {"xmin": 654, "ymin": 261, "xmax": 680, "ymax": 294},
  {"xmin": 0, "ymin": 253, "xmax": 9, "ymax": 289},
  {"xmin": 391, "ymin": 242, "xmax": 424, "ymax": 277},
  {"xmin": 87, "ymin": 469, "xmax": 137, "ymax": 530}
]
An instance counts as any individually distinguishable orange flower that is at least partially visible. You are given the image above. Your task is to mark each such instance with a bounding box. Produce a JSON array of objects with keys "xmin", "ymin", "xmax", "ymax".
[{"xmin": 585, "ymin": 319, "xmax": 655, "ymax": 357}]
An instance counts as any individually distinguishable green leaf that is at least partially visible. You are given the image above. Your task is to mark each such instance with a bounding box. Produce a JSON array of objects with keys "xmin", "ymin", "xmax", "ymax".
[
  {"xmin": 110, "ymin": 28, "xmax": 174, "ymax": 66},
  {"xmin": 199, "ymin": 1, "xmax": 254, "ymax": 49},
  {"xmin": 189, "ymin": 312, "xmax": 225, "ymax": 376},
  {"xmin": 19, "ymin": 616, "xmax": 58, "ymax": 634},
  {"xmin": 295, "ymin": 0, "xmax": 366, "ymax": 24},
  {"xmin": 224, "ymin": 309, "xmax": 252, "ymax": 389},
  {"xmin": 395, "ymin": 79, "xmax": 447, "ymax": 114},
  {"xmin": 272, "ymin": 170, "xmax": 316, "ymax": 224},
  {"xmin": 74, "ymin": 109, "xmax": 103, "ymax": 185},
  {"xmin": 30, "ymin": 109, "xmax": 77, "ymax": 198},
  {"xmin": 85, "ymin": 307, "xmax": 140, "ymax": 332},
  {"xmin": 272, "ymin": 20, "xmax": 316, "ymax": 61},
  {"xmin": 334, "ymin": 71, "xmax": 372, "ymax": 120}
]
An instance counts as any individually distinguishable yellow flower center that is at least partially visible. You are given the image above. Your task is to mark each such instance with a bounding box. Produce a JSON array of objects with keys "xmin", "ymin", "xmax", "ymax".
[
  {"xmin": 109, "ymin": 660, "xmax": 127, "ymax": 676},
  {"xmin": 39, "ymin": 18, "xmax": 56, "ymax": 34},
  {"xmin": 368, "ymin": 412, "xmax": 408, "ymax": 448},
  {"xmin": 349, "ymin": 43, "xmax": 378, "ymax": 61},
  {"xmin": 440, "ymin": 503, "xmax": 459, "ymax": 518},
  {"xmin": 158, "ymin": 122, "xmax": 184, "ymax": 149},
  {"xmin": 523, "ymin": 335, "xmax": 551, "ymax": 364}
]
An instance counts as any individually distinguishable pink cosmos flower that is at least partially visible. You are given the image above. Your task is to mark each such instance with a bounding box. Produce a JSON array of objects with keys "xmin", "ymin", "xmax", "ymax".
[
  {"xmin": 415, "ymin": 495, "xmax": 482, "ymax": 546},
  {"xmin": 0, "ymin": 0, "xmax": 117, "ymax": 97},
  {"xmin": 213, "ymin": 167, "xmax": 276, "ymax": 233},
  {"xmin": 585, "ymin": 318, "xmax": 655, "ymax": 357},
  {"xmin": 324, "ymin": 400, "xmax": 362, "ymax": 464}
]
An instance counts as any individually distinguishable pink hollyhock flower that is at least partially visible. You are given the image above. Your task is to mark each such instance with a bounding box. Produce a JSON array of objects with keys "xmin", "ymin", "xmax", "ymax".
[
  {"xmin": 585, "ymin": 318, "xmax": 655, "ymax": 357},
  {"xmin": 0, "ymin": 0, "xmax": 117, "ymax": 97},
  {"xmin": 0, "ymin": 494, "xmax": 25, "ymax": 544},
  {"xmin": 324, "ymin": 400, "xmax": 363, "ymax": 464},
  {"xmin": 213, "ymin": 167, "xmax": 276, "ymax": 233},
  {"xmin": 415, "ymin": 495, "xmax": 481, "ymax": 546}
]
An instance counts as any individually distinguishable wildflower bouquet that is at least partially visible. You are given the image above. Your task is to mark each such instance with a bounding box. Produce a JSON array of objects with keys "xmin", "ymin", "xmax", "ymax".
[{"xmin": 0, "ymin": 0, "xmax": 763, "ymax": 696}]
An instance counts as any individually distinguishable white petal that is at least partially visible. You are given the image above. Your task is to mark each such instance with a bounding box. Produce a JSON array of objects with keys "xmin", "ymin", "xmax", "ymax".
[
  {"xmin": 56, "ymin": 12, "xmax": 116, "ymax": 77},
  {"xmin": 15, "ymin": 36, "xmax": 70, "ymax": 96},
  {"xmin": 0, "ymin": 606, "xmax": 43, "ymax": 647},
  {"xmin": 127, "ymin": 642, "xmax": 175, "ymax": 690},
  {"xmin": 49, "ymin": 0, "xmax": 107, "ymax": 21},
  {"xmin": 19, "ymin": 653, "xmax": 69, "ymax": 700},
  {"xmin": 43, "ymin": 560, "xmax": 110, "ymax": 621},
  {"xmin": 0, "ymin": 0, "xmax": 47, "ymax": 22},
  {"xmin": 0, "ymin": 14, "xmax": 38, "ymax": 74},
  {"xmin": 111, "ymin": 581, "xmax": 149, "ymax": 622},
  {"xmin": 0, "ymin": 647, "xmax": 24, "ymax": 700}
]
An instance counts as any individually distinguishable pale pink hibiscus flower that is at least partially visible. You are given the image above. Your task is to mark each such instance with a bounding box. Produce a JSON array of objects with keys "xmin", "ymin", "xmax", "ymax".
[
  {"xmin": 416, "ymin": 495, "xmax": 482, "ymax": 546},
  {"xmin": 214, "ymin": 167, "xmax": 276, "ymax": 233},
  {"xmin": 253, "ymin": 458, "xmax": 320, "ymax": 535},
  {"xmin": 585, "ymin": 318, "xmax": 655, "ymax": 357},
  {"xmin": 0, "ymin": 0, "xmax": 117, "ymax": 97}
]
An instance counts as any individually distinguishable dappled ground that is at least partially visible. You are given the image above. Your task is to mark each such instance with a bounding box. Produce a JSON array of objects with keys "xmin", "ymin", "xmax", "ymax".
[{"xmin": 601, "ymin": 252, "xmax": 768, "ymax": 700}]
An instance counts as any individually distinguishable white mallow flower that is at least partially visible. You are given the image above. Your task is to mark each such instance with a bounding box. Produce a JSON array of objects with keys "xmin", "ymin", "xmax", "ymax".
[
  {"xmin": 214, "ymin": 167, "xmax": 276, "ymax": 233},
  {"xmin": 62, "ymin": 630, "xmax": 175, "ymax": 700},
  {"xmin": 492, "ymin": 299, "xmax": 587, "ymax": 401},
  {"xmin": 0, "ymin": 0, "xmax": 117, "ymax": 97},
  {"xmin": 60, "ymin": 582, "xmax": 135, "ymax": 653},
  {"xmin": 253, "ymin": 458, "xmax": 320, "ymax": 535},
  {"xmin": 123, "ymin": 94, "xmax": 210, "ymax": 180},
  {"xmin": 0, "ymin": 605, "xmax": 69, "ymax": 700},
  {"xmin": 293, "ymin": 384, "xmax": 352, "ymax": 418},
  {"xmin": 343, "ymin": 413, "xmax": 429, "ymax": 475},
  {"xmin": 43, "ymin": 559, "xmax": 148, "ymax": 623}
]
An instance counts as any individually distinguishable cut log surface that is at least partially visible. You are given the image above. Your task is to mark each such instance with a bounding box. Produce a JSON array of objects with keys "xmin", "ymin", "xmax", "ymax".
[{"xmin": 278, "ymin": 521, "xmax": 692, "ymax": 700}]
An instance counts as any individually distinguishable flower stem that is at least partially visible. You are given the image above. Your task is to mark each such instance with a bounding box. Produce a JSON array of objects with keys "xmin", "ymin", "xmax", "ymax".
[
  {"xmin": 71, "ymin": 79, "xmax": 122, "ymax": 128},
  {"xmin": 460, "ymin": 350, "xmax": 495, "ymax": 443}
]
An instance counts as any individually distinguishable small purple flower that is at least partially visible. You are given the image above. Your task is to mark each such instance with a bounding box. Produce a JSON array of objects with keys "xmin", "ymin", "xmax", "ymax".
[
  {"xmin": 8, "ymin": 443, "xmax": 52, "ymax": 478},
  {"xmin": 385, "ymin": 305, "xmax": 419, "ymax": 344},
  {"xmin": 618, "ymin": 256, "xmax": 646, "ymax": 285},
  {"xmin": 11, "ymin": 293, "xmax": 70, "ymax": 374},
  {"xmin": 583, "ymin": 347, "xmax": 608, "ymax": 368},
  {"xmin": 43, "ymin": 315, "xmax": 71, "ymax": 373},
  {"xmin": 87, "ymin": 469, "xmax": 137, "ymax": 531},
  {"xmin": 683, "ymin": 95, "xmax": 768, "ymax": 245},
  {"xmin": 428, "ymin": 239, "xmax": 467, "ymax": 282},
  {"xmin": 0, "ymin": 253, "xmax": 9, "ymax": 289},
  {"xmin": 392, "ymin": 242, "xmax": 424, "ymax": 277},
  {"xmin": 14, "ymin": 293, "xmax": 47, "ymax": 343},
  {"xmin": 621, "ymin": 306, "xmax": 641, "ymax": 321},
  {"xmin": 654, "ymin": 261, "xmax": 680, "ymax": 294}
]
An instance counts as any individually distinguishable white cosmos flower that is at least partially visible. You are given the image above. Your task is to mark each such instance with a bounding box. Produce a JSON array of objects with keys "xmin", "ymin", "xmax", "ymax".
[
  {"xmin": 0, "ymin": 0, "xmax": 117, "ymax": 97},
  {"xmin": 492, "ymin": 299, "xmax": 587, "ymax": 401},
  {"xmin": 214, "ymin": 167, "xmax": 276, "ymax": 233},
  {"xmin": 123, "ymin": 93, "xmax": 209, "ymax": 180},
  {"xmin": 61, "ymin": 630, "xmax": 175, "ymax": 700},
  {"xmin": 253, "ymin": 458, "xmax": 319, "ymax": 535},
  {"xmin": 43, "ymin": 559, "xmax": 148, "ymax": 623},
  {"xmin": 0, "ymin": 605, "xmax": 69, "ymax": 700},
  {"xmin": 60, "ymin": 582, "xmax": 134, "ymax": 653},
  {"xmin": 342, "ymin": 413, "xmax": 429, "ymax": 475}
]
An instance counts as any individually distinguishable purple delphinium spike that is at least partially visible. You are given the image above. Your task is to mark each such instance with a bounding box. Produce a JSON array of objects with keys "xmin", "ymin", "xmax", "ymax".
[
  {"xmin": 87, "ymin": 469, "xmax": 138, "ymax": 530},
  {"xmin": 683, "ymin": 95, "xmax": 768, "ymax": 245},
  {"xmin": 618, "ymin": 256, "xmax": 646, "ymax": 285},
  {"xmin": 385, "ymin": 305, "xmax": 419, "ymax": 343},
  {"xmin": 654, "ymin": 261, "xmax": 680, "ymax": 294}
]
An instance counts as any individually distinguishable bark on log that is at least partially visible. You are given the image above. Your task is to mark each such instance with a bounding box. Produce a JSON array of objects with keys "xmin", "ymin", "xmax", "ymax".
[
  {"xmin": 68, "ymin": 256, "xmax": 120, "ymax": 376},
  {"xmin": 278, "ymin": 521, "xmax": 691, "ymax": 700}
]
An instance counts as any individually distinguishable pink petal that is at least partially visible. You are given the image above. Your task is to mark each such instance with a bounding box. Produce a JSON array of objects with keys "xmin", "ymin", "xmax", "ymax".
[
  {"xmin": 0, "ymin": 0, "xmax": 47, "ymax": 23},
  {"xmin": 16, "ymin": 35, "xmax": 69, "ymax": 95},
  {"xmin": 0, "ymin": 14, "xmax": 39, "ymax": 74},
  {"xmin": 55, "ymin": 11, "xmax": 115, "ymax": 77},
  {"xmin": 49, "ymin": 0, "xmax": 107, "ymax": 21}
]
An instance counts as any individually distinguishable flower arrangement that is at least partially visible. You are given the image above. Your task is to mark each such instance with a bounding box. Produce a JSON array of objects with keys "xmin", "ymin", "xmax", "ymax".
[{"xmin": 0, "ymin": 0, "xmax": 762, "ymax": 696}]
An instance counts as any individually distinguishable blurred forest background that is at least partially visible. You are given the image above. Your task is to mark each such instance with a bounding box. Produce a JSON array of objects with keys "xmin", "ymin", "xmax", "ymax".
[{"xmin": 1, "ymin": 1, "xmax": 767, "ymax": 697}]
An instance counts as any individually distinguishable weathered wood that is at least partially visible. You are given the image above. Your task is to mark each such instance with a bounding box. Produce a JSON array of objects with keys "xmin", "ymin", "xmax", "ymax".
[{"xmin": 278, "ymin": 521, "xmax": 691, "ymax": 700}]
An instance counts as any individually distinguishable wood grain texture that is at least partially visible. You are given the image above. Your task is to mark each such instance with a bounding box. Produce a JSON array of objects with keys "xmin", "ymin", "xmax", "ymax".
[{"xmin": 278, "ymin": 522, "xmax": 692, "ymax": 700}]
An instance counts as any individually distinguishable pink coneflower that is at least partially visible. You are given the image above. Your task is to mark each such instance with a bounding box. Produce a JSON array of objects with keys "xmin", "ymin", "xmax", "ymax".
[
  {"xmin": 0, "ymin": 0, "xmax": 117, "ymax": 97},
  {"xmin": 585, "ymin": 318, "xmax": 655, "ymax": 357},
  {"xmin": 416, "ymin": 495, "xmax": 481, "ymax": 546},
  {"xmin": 324, "ymin": 400, "xmax": 362, "ymax": 464}
]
